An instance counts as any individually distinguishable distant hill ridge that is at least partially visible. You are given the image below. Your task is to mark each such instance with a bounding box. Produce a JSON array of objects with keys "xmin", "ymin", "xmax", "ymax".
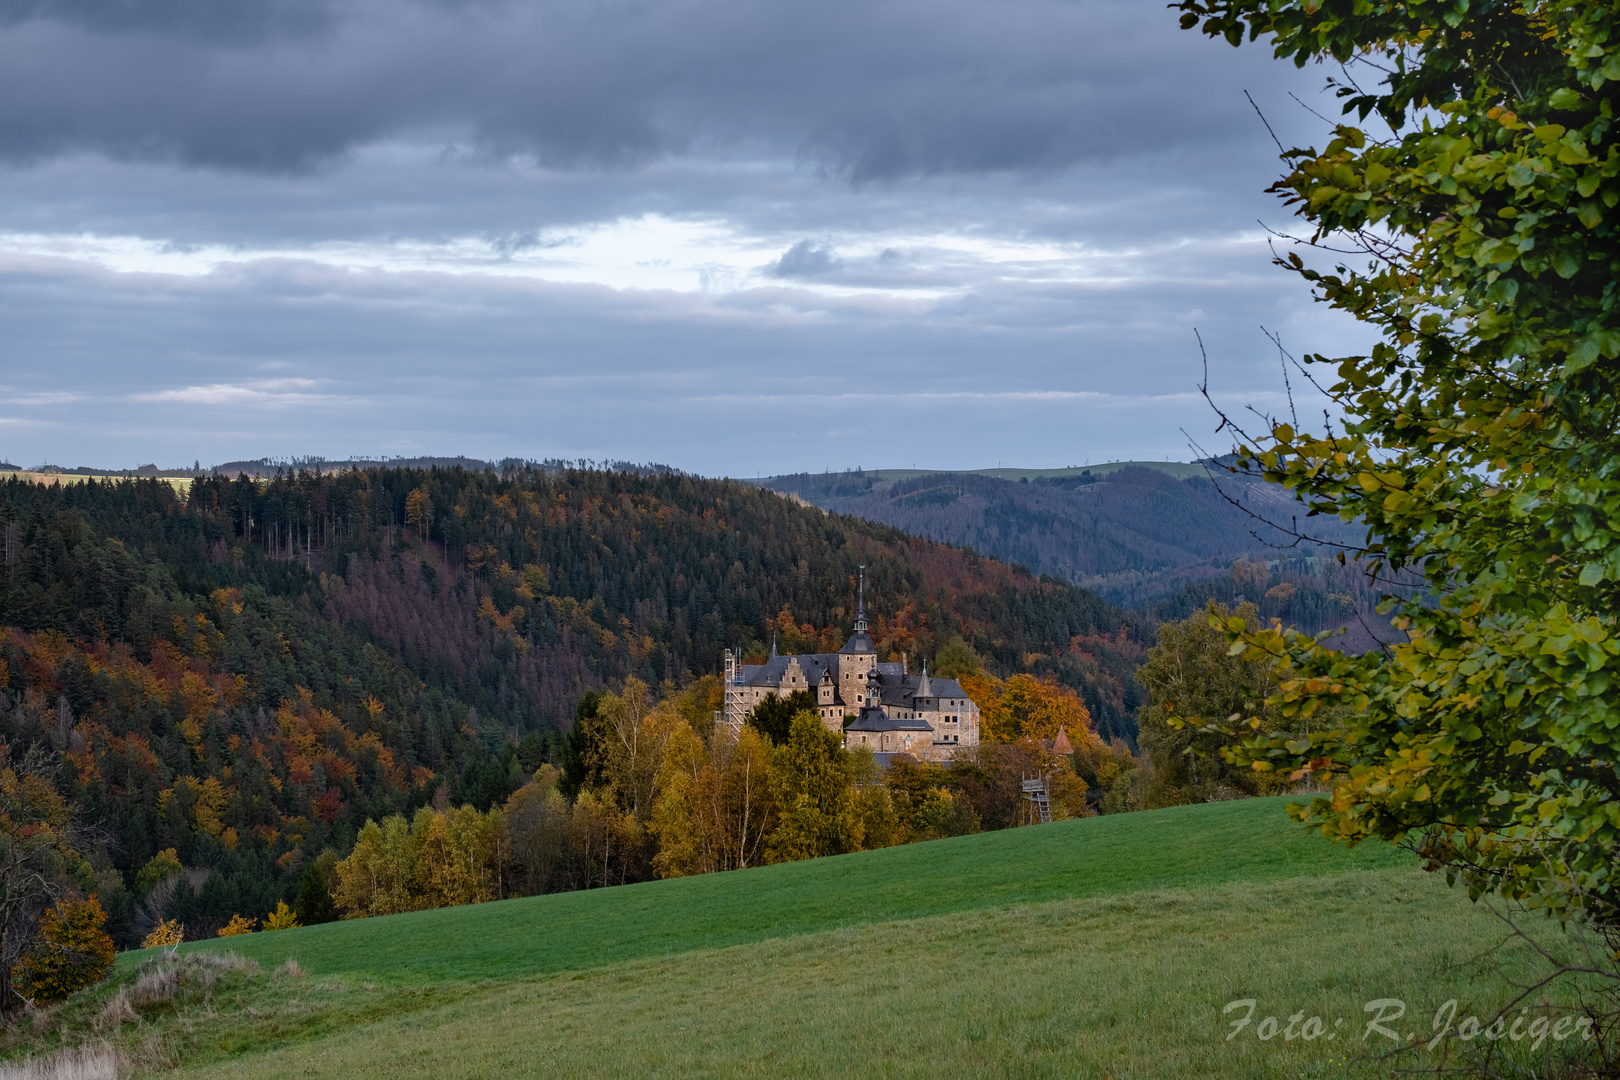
[
  {"xmin": 760, "ymin": 463, "xmax": 1385, "ymax": 641},
  {"xmin": 1, "ymin": 456, "xmax": 684, "ymax": 479}
]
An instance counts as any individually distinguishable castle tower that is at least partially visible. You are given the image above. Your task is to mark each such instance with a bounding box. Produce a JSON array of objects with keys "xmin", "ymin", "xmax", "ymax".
[{"xmin": 837, "ymin": 565, "xmax": 877, "ymax": 709}]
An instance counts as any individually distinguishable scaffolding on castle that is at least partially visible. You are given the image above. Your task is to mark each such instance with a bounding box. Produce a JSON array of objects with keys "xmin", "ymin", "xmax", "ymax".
[
  {"xmin": 720, "ymin": 647, "xmax": 745, "ymax": 728},
  {"xmin": 1021, "ymin": 773, "xmax": 1052, "ymax": 825}
]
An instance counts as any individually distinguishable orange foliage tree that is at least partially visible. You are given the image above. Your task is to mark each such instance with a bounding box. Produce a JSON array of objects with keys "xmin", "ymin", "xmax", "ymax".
[{"xmin": 962, "ymin": 672, "xmax": 1096, "ymax": 745}]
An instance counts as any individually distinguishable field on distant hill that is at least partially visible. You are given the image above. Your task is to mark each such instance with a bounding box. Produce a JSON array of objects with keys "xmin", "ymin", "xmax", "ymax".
[
  {"xmin": 5, "ymin": 798, "xmax": 1593, "ymax": 1079},
  {"xmin": 0, "ymin": 469, "xmax": 192, "ymax": 493}
]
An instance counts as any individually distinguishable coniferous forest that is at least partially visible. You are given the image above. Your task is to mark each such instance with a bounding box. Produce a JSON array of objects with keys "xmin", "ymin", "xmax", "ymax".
[{"xmin": 0, "ymin": 465, "xmax": 1142, "ymax": 945}]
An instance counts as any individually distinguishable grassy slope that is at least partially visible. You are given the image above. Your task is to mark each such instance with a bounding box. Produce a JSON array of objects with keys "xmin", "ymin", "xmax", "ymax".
[
  {"xmin": 149, "ymin": 797, "xmax": 1407, "ymax": 984},
  {"xmin": 60, "ymin": 799, "xmax": 1584, "ymax": 1078},
  {"xmin": 180, "ymin": 870, "xmax": 1527, "ymax": 1080}
]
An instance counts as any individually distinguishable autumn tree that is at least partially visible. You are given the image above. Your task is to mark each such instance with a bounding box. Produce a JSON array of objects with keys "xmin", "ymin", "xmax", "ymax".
[
  {"xmin": 415, "ymin": 804, "xmax": 502, "ymax": 907},
  {"xmin": 11, "ymin": 894, "xmax": 115, "ymax": 1005},
  {"xmin": 950, "ymin": 741, "xmax": 1090, "ymax": 827},
  {"xmin": 1175, "ymin": 0, "xmax": 1620, "ymax": 919},
  {"xmin": 263, "ymin": 901, "xmax": 300, "ymax": 931},
  {"xmin": 570, "ymin": 787, "xmax": 639, "ymax": 888},
  {"xmin": 651, "ymin": 721, "xmax": 778, "ymax": 876},
  {"xmin": 718, "ymin": 724, "xmax": 777, "ymax": 868},
  {"xmin": 650, "ymin": 720, "xmax": 713, "ymax": 877},
  {"xmin": 0, "ymin": 746, "xmax": 91, "ymax": 1010},
  {"xmin": 883, "ymin": 757, "xmax": 977, "ymax": 841},
  {"xmin": 590, "ymin": 677, "xmax": 673, "ymax": 825},
  {"xmin": 333, "ymin": 815, "xmax": 419, "ymax": 918},
  {"xmin": 963, "ymin": 672, "xmax": 1094, "ymax": 744},
  {"xmin": 405, "ymin": 487, "xmax": 432, "ymax": 537}
]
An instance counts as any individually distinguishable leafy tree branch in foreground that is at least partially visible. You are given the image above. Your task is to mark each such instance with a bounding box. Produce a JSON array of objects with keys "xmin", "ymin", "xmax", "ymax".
[{"xmin": 1175, "ymin": 0, "xmax": 1620, "ymax": 923}]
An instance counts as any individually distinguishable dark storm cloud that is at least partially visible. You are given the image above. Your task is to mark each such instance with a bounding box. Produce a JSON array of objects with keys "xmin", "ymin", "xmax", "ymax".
[
  {"xmin": 0, "ymin": 0, "xmax": 331, "ymax": 43},
  {"xmin": 0, "ymin": 0, "xmax": 1312, "ymax": 176}
]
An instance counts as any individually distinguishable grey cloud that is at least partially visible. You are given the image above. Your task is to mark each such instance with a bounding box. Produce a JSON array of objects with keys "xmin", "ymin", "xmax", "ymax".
[
  {"xmin": 0, "ymin": 0, "xmax": 1322, "ymax": 177},
  {"xmin": 0, "ymin": 0, "xmax": 1369, "ymax": 475},
  {"xmin": 0, "ymin": 0, "xmax": 332, "ymax": 44},
  {"xmin": 765, "ymin": 240, "xmax": 840, "ymax": 278},
  {"xmin": 0, "ymin": 238, "xmax": 1370, "ymax": 474}
]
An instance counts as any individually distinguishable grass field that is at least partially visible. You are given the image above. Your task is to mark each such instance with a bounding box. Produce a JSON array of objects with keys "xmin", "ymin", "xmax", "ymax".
[
  {"xmin": 6, "ymin": 798, "xmax": 1600, "ymax": 1079},
  {"xmin": 0, "ymin": 471, "xmax": 192, "ymax": 493},
  {"xmin": 148, "ymin": 796, "xmax": 1409, "ymax": 983}
]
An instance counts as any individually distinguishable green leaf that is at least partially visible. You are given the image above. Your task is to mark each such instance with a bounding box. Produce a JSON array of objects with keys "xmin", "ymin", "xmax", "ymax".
[
  {"xmin": 1580, "ymin": 562, "xmax": 1606, "ymax": 586},
  {"xmin": 1549, "ymin": 88, "xmax": 1586, "ymax": 110},
  {"xmin": 1567, "ymin": 337, "xmax": 1601, "ymax": 371}
]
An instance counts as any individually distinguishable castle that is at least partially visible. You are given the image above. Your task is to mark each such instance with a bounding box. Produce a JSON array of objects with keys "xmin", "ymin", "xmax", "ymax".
[{"xmin": 721, "ymin": 571, "xmax": 980, "ymax": 761}]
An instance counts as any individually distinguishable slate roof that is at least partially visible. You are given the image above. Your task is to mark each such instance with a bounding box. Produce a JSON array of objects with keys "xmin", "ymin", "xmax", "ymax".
[
  {"xmin": 738, "ymin": 652, "xmax": 977, "ymax": 713},
  {"xmin": 838, "ymin": 629, "xmax": 876, "ymax": 654},
  {"xmin": 845, "ymin": 707, "xmax": 934, "ymax": 733},
  {"xmin": 737, "ymin": 651, "xmax": 846, "ymax": 690}
]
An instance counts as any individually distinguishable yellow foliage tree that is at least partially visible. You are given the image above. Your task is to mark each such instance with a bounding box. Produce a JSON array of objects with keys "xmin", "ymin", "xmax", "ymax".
[
  {"xmin": 405, "ymin": 487, "xmax": 432, "ymax": 536},
  {"xmin": 571, "ymin": 787, "xmax": 639, "ymax": 889},
  {"xmin": 217, "ymin": 914, "xmax": 256, "ymax": 937},
  {"xmin": 651, "ymin": 721, "xmax": 777, "ymax": 878},
  {"xmin": 333, "ymin": 815, "xmax": 420, "ymax": 918},
  {"xmin": 590, "ymin": 677, "xmax": 675, "ymax": 824},
  {"xmin": 649, "ymin": 720, "xmax": 708, "ymax": 878},
  {"xmin": 263, "ymin": 901, "xmax": 300, "ymax": 931},
  {"xmin": 414, "ymin": 804, "xmax": 499, "ymax": 907},
  {"xmin": 141, "ymin": 919, "xmax": 183, "ymax": 948}
]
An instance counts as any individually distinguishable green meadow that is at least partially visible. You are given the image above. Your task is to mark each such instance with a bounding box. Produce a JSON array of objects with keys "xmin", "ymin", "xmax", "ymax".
[
  {"xmin": 0, "ymin": 471, "xmax": 192, "ymax": 494},
  {"xmin": 9, "ymin": 798, "xmax": 1599, "ymax": 1078}
]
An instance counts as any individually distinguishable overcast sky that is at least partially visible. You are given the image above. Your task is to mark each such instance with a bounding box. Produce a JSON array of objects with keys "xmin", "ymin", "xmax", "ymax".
[{"xmin": 0, "ymin": 0, "xmax": 1371, "ymax": 475}]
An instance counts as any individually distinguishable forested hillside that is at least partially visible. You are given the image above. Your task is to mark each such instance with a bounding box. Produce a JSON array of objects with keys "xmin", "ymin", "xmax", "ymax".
[
  {"xmin": 763, "ymin": 465, "xmax": 1377, "ymax": 634},
  {"xmin": 0, "ymin": 466, "xmax": 1140, "ymax": 944}
]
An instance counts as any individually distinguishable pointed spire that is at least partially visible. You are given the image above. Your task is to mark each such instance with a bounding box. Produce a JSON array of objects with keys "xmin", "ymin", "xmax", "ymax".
[
  {"xmin": 855, "ymin": 565, "xmax": 867, "ymax": 632},
  {"xmin": 917, "ymin": 658, "xmax": 931, "ymax": 699},
  {"xmin": 770, "ymin": 632, "xmax": 778, "ymax": 658}
]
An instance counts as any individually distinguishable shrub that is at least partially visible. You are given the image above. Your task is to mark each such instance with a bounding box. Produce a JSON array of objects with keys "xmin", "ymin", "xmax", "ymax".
[{"xmin": 11, "ymin": 895, "xmax": 116, "ymax": 1005}]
